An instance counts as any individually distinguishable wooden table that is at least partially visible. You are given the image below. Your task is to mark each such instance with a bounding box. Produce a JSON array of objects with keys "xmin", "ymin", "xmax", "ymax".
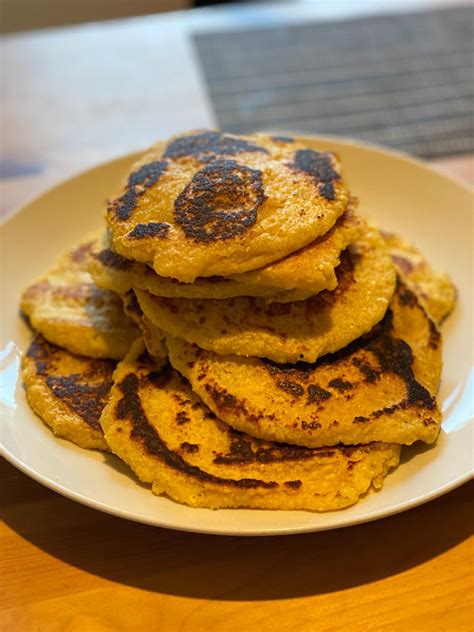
[{"xmin": 1, "ymin": 4, "xmax": 473, "ymax": 631}]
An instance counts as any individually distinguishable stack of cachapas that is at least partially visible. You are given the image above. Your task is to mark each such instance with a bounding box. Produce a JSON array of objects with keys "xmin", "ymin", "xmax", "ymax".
[{"xmin": 21, "ymin": 131, "xmax": 456, "ymax": 512}]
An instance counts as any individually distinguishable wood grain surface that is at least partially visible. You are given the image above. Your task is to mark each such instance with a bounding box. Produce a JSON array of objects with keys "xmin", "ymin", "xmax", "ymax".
[{"xmin": 1, "ymin": 6, "xmax": 473, "ymax": 631}]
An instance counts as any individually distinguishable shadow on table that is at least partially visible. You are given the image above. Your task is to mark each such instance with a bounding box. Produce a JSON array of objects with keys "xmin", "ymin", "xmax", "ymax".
[{"xmin": 3, "ymin": 461, "xmax": 472, "ymax": 601}]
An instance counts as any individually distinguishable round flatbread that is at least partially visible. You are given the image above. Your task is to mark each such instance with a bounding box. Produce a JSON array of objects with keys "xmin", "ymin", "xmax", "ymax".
[
  {"xmin": 106, "ymin": 131, "xmax": 350, "ymax": 282},
  {"xmin": 136, "ymin": 226, "xmax": 396, "ymax": 363},
  {"xmin": 100, "ymin": 340, "xmax": 400, "ymax": 511},
  {"xmin": 90, "ymin": 206, "xmax": 363, "ymax": 303},
  {"xmin": 22, "ymin": 335, "xmax": 114, "ymax": 450},
  {"xmin": 166, "ymin": 278, "xmax": 442, "ymax": 448},
  {"xmin": 20, "ymin": 236, "xmax": 140, "ymax": 360}
]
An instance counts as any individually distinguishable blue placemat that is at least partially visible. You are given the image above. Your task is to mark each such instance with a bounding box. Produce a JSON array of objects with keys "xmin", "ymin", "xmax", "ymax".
[{"xmin": 193, "ymin": 5, "xmax": 473, "ymax": 157}]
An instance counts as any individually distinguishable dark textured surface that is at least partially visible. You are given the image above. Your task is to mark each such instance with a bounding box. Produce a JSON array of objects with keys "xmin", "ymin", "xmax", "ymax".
[{"xmin": 194, "ymin": 6, "xmax": 473, "ymax": 158}]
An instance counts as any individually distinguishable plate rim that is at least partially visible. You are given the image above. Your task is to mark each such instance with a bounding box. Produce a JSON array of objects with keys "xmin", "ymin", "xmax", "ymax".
[{"xmin": 1, "ymin": 133, "xmax": 473, "ymax": 536}]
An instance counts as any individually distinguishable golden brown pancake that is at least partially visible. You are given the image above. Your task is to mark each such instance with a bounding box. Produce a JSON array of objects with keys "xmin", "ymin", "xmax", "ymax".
[
  {"xmin": 20, "ymin": 237, "xmax": 140, "ymax": 360},
  {"xmin": 382, "ymin": 231, "xmax": 456, "ymax": 325},
  {"xmin": 136, "ymin": 226, "xmax": 396, "ymax": 363},
  {"xmin": 166, "ymin": 279, "xmax": 442, "ymax": 447},
  {"xmin": 100, "ymin": 340, "xmax": 400, "ymax": 511},
  {"xmin": 106, "ymin": 130, "xmax": 350, "ymax": 282},
  {"xmin": 90, "ymin": 207, "xmax": 363, "ymax": 302},
  {"xmin": 22, "ymin": 335, "xmax": 114, "ymax": 450}
]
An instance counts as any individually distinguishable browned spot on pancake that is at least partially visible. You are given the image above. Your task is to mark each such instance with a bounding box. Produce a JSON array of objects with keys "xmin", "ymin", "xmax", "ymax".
[
  {"xmin": 129, "ymin": 160, "xmax": 168, "ymax": 189},
  {"xmin": 214, "ymin": 430, "xmax": 324, "ymax": 466},
  {"xmin": 276, "ymin": 380, "xmax": 304, "ymax": 398},
  {"xmin": 115, "ymin": 372, "xmax": 277, "ymax": 489},
  {"xmin": 71, "ymin": 242, "xmax": 93, "ymax": 263},
  {"xmin": 163, "ymin": 131, "xmax": 268, "ymax": 162},
  {"xmin": 292, "ymin": 149, "xmax": 340, "ymax": 201},
  {"xmin": 128, "ymin": 222, "xmax": 170, "ymax": 239},
  {"xmin": 204, "ymin": 383, "xmax": 239, "ymax": 412},
  {"xmin": 284, "ymin": 480, "xmax": 302, "ymax": 489},
  {"xmin": 428, "ymin": 319, "xmax": 441, "ymax": 350},
  {"xmin": 27, "ymin": 336, "xmax": 114, "ymax": 430},
  {"xmin": 391, "ymin": 254, "xmax": 414, "ymax": 274},
  {"xmin": 328, "ymin": 378, "xmax": 353, "ymax": 392},
  {"xmin": 110, "ymin": 160, "xmax": 168, "ymax": 221},
  {"xmin": 45, "ymin": 374, "xmax": 112, "ymax": 430},
  {"xmin": 347, "ymin": 460, "xmax": 357, "ymax": 471},
  {"xmin": 352, "ymin": 357, "xmax": 380, "ymax": 383},
  {"xmin": 354, "ymin": 415, "xmax": 369, "ymax": 423},
  {"xmin": 301, "ymin": 420, "xmax": 321, "ymax": 431},
  {"xmin": 397, "ymin": 283, "xmax": 418, "ymax": 308},
  {"xmin": 147, "ymin": 363, "xmax": 173, "ymax": 388},
  {"xmin": 307, "ymin": 384, "xmax": 332, "ymax": 404},
  {"xmin": 96, "ymin": 248, "xmax": 133, "ymax": 270},
  {"xmin": 174, "ymin": 158, "xmax": 265, "ymax": 243},
  {"xmin": 181, "ymin": 442, "xmax": 199, "ymax": 453},
  {"xmin": 176, "ymin": 411, "xmax": 190, "ymax": 425}
]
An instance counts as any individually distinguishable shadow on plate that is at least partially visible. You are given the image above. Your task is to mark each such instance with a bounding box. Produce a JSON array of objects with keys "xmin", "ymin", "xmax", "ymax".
[{"xmin": 2, "ymin": 459, "xmax": 472, "ymax": 601}]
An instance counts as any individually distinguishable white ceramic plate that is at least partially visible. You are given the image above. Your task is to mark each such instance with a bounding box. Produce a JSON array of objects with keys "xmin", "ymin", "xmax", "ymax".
[{"xmin": 1, "ymin": 136, "xmax": 473, "ymax": 536}]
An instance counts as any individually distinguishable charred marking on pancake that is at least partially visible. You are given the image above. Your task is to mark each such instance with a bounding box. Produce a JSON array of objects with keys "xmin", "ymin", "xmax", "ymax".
[
  {"xmin": 46, "ymin": 374, "xmax": 113, "ymax": 430},
  {"xmin": 128, "ymin": 160, "xmax": 168, "ymax": 189},
  {"xmin": 96, "ymin": 248, "xmax": 133, "ymax": 270},
  {"xmin": 163, "ymin": 131, "xmax": 268, "ymax": 162},
  {"xmin": 115, "ymin": 373, "xmax": 277, "ymax": 489},
  {"xmin": 307, "ymin": 384, "xmax": 332, "ymax": 404},
  {"xmin": 285, "ymin": 480, "xmax": 302, "ymax": 489},
  {"xmin": 174, "ymin": 158, "xmax": 265, "ymax": 242},
  {"xmin": 351, "ymin": 358, "xmax": 380, "ymax": 383},
  {"xmin": 328, "ymin": 378, "xmax": 353, "ymax": 392},
  {"xmin": 391, "ymin": 254, "xmax": 414, "ymax": 274},
  {"xmin": 110, "ymin": 160, "xmax": 167, "ymax": 221},
  {"xmin": 214, "ymin": 430, "xmax": 322, "ymax": 465},
  {"xmin": 181, "ymin": 442, "xmax": 199, "ymax": 453},
  {"xmin": 428, "ymin": 319, "xmax": 441, "ymax": 350},
  {"xmin": 145, "ymin": 363, "xmax": 173, "ymax": 388},
  {"xmin": 276, "ymin": 380, "xmax": 304, "ymax": 398},
  {"xmin": 27, "ymin": 336, "xmax": 114, "ymax": 430},
  {"xmin": 176, "ymin": 411, "xmax": 191, "ymax": 425},
  {"xmin": 292, "ymin": 149, "xmax": 340, "ymax": 201},
  {"xmin": 364, "ymin": 307, "xmax": 437, "ymax": 411},
  {"xmin": 301, "ymin": 420, "xmax": 321, "ymax": 431},
  {"xmin": 110, "ymin": 188, "xmax": 139, "ymax": 222},
  {"xmin": 397, "ymin": 284, "xmax": 418, "ymax": 308},
  {"xmin": 204, "ymin": 384, "xmax": 239, "ymax": 412},
  {"xmin": 128, "ymin": 222, "xmax": 170, "ymax": 239},
  {"xmin": 354, "ymin": 415, "xmax": 369, "ymax": 424}
]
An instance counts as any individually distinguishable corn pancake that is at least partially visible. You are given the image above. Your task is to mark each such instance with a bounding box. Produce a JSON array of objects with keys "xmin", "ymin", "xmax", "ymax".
[
  {"xmin": 382, "ymin": 231, "xmax": 456, "ymax": 325},
  {"xmin": 136, "ymin": 226, "xmax": 396, "ymax": 363},
  {"xmin": 90, "ymin": 207, "xmax": 363, "ymax": 302},
  {"xmin": 21, "ymin": 237, "xmax": 140, "ymax": 360},
  {"xmin": 167, "ymin": 278, "xmax": 442, "ymax": 448},
  {"xmin": 22, "ymin": 335, "xmax": 114, "ymax": 450},
  {"xmin": 100, "ymin": 340, "xmax": 400, "ymax": 511},
  {"xmin": 121, "ymin": 291, "xmax": 167, "ymax": 359},
  {"xmin": 106, "ymin": 130, "xmax": 350, "ymax": 282}
]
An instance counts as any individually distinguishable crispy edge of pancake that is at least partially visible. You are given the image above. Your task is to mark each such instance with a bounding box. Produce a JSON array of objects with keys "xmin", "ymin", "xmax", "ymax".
[
  {"xmin": 382, "ymin": 231, "xmax": 457, "ymax": 325},
  {"xmin": 166, "ymin": 278, "xmax": 442, "ymax": 448},
  {"xmin": 89, "ymin": 206, "xmax": 363, "ymax": 302},
  {"xmin": 21, "ymin": 335, "xmax": 114, "ymax": 450},
  {"xmin": 135, "ymin": 225, "xmax": 396, "ymax": 363},
  {"xmin": 20, "ymin": 236, "xmax": 141, "ymax": 360},
  {"xmin": 106, "ymin": 131, "xmax": 350, "ymax": 282},
  {"xmin": 99, "ymin": 340, "xmax": 400, "ymax": 511}
]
